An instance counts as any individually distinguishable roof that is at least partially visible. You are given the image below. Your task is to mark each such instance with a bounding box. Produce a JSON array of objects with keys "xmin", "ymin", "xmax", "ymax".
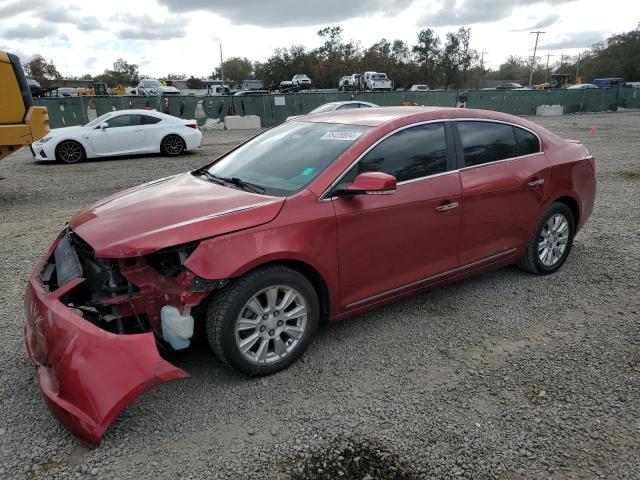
[{"xmin": 295, "ymin": 106, "xmax": 545, "ymax": 132}]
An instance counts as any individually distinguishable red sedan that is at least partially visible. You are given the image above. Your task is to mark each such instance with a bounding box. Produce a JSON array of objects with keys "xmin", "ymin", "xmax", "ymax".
[{"xmin": 25, "ymin": 107, "xmax": 595, "ymax": 444}]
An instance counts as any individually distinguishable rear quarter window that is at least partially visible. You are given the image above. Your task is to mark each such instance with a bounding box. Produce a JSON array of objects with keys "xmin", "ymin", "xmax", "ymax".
[{"xmin": 515, "ymin": 127, "xmax": 540, "ymax": 155}]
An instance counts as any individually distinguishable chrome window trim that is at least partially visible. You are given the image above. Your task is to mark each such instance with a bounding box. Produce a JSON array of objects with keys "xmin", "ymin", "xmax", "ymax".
[
  {"xmin": 457, "ymin": 151, "xmax": 545, "ymax": 172},
  {"xmin": 319, "ymin": 117, "xmax": 545, "ymax": 202},
  {"xmin": 318, "ymin": 119, "xmax": 448, "ymax": 202},
  {"xmin": 453, "ymin": 117, "xmax": 544, "ymax": 156}
]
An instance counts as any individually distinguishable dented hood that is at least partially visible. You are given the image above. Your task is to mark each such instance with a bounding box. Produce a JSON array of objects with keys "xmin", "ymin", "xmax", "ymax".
[{"xmin": 69, "ymin": 173, "xmax": 285, "ymax": 257}]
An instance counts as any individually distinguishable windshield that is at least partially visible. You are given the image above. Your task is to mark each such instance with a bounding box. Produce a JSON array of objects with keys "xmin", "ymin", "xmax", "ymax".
[
  {"xmin": 372, "ymin": 74, "xmax": 387, "ymax": 80},
  {"xmin": 204, "ymin": 122, "xmax": 370, "ymax": 196},
  {"xmin": 84, "ymin": 113, "xmax": 112, "ymax": 128},
  {"xmin": 310, "ymin": 103, "xmax": 339, "ymax": 114}
]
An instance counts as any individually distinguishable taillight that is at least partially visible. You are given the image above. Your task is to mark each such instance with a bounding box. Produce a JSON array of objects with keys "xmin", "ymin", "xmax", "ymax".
[
  {"xmin": 186, "ymin": 123, "xmax": 198, "ymax": 129},
  {"xmin": 586, "ymin": 155, "xmax": 595, "ymax": 172}
]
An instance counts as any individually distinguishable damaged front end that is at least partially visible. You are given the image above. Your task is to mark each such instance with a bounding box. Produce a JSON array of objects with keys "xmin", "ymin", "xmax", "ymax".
[{"xmin": 24, "ymin": 229, "xmax": 220, "ymax": 445}]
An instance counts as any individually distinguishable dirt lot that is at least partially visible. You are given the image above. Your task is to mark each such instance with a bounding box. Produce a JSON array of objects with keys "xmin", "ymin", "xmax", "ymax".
[{"xmin": 0, "ymin": 112, "xmax": 638, "ymax": 479}]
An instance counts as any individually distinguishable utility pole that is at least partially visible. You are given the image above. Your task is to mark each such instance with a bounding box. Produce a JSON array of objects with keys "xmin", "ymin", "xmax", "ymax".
[
  {"xmin": 560, "ymin": 51, "xmax": 564, "ymax": 70},
  {"xmin": 219, "ymin": 44, "xmax": 224, "ymax": 86},
  {"xmin": 528, "ymin": 31, "xmax": 545, "ymax": 87},
  {"xmin": 480, "ymin": 51, "xmax": 488, "ymax": 86},
  {"xmin": 576, "ymin": 53, "xmax": 581, "ymax": 81},
  {"xmin": 545, "ymin": 53, "xmax": 554, "ymax": 83}
]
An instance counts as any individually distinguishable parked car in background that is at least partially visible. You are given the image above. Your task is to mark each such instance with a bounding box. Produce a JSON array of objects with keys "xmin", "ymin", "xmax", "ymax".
[
  {"xmin": 278, "ymin": 80, "xmax": 294, "ymax": 92},
  {"xmin": 365, "ymin": 72, "xmax": 393, "ymax": 91},
  {"xmin": 409, "ymin": 84, "xmax": 430, "ymax": 91},
  {"xmin": 338, "ymin": 75, "xmax": 355, "ymax": 91},
  {"xmin": 207, "ymin": 84, "xmax": 231, "ymax": 95},
  {"xmin": 28, "ymin": 78, "xmax": 46, "ymax": 97},
  {"xmin": 53, "ymin": 87, "xmax": 78, "ymax": 97},
  {"xmin": 593, "ymin": 78, "xmax": 625, "ymax": 88},
  {"xmin": 233, "ymin": 90, "xmax": 270, "ymax": 96},
  {"xmin": 138, "ymin": 78, "xmax": 181, "ymax": 96},
  {"xmin": 496, "ymin": 82, "xmax": 525, "ymax": 90},
  {"xmin": 568, "ymin": 83, "xmax": 599, "ymax": 89},
  {"xmin": 286, "ymin": 100, "xmax": 378, "ymax": 120},
  {"xmin": 25, "ymin": 106, "xmax": 595, "ymax": 444},
  {"xmin": 30, "ymin": 110, "xmax": 202, "ymax": 163},
  {"xmin": 292, "ymin": 74, "xmax": 312, "ymax": 90}
]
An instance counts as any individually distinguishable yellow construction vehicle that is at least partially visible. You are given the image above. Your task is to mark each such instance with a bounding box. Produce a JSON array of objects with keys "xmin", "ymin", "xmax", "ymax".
[
  {"xmin": 0, "ymin": 51, "xmax": 49, "ymax": 161},
  {"xmin": 78, "ymin": 82, "xmax": 127, "ymax": 96},
  {"xmin": 534, "ymin": 73, "xmax": 583, "ymax": 90}
]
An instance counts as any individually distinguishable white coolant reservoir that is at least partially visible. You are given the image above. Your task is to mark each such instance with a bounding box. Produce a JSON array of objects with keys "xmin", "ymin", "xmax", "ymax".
[{"xmin": 160, "ymin": 306, "xmax": 194, "ymax": 350}]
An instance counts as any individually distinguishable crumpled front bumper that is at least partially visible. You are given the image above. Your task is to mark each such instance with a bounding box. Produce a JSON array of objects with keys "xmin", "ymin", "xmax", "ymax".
[{"xmin": 24, "ymin": 252, "xmax": 189, "ymax": 445}]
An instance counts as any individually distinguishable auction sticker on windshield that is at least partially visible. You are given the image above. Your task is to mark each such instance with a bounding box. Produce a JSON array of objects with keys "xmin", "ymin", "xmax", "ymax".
[{"xmin": 320, "ymin": 131, "xmax": 362, "ymax": 141}]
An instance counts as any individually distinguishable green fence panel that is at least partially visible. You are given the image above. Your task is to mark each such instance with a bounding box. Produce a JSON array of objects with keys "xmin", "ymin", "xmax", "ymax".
[
  {"xmin": 620, "ymin": 86, "xmax": 640, "ymax": 109},
  {"xmin": 34, "ymin": 97, "xmax": 89, "ymax": 128},
  {"xmin": 166, "ymin": 95, "xmax": 197, "ymax": 119}
]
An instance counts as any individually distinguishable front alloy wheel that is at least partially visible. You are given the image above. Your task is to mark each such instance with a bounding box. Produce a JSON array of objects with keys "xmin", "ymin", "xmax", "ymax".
[
  {"xmin": 55, "ymin": 140, "xmax": 85, "ymax": 163},
  {"xmin": 206, "ymin": 265, "xmax": 319, "ymax": 376},
  {"xmin": 235, "ymin": 285, "xmax": 308, "ymax": 365}
]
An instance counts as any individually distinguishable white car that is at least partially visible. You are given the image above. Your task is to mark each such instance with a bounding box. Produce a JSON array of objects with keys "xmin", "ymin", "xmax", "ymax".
[
  {"xmin": 137, "ymin": 78, "xmax": 181, "ymax": 96},
  {"xmin": 286, "ymin": 100, "xmax": 378, "ymax": 121},
  {"xmin": 31, "ymin": 110, "xmax": 202, "ymax": 164},
  {"xmin": 567, "ymin": 83, "xmax": 599, "ymax": 89},
  {"xmin": 409, "ymin": 84, "xmax": 429, "ymax": 91},
  {"xmin": 365, "ymin": 72, "xmax": 393, "ymax": 91},
  {"xmin": 292, "ymin": 74, "xmax": 312, "ymax": 90}
]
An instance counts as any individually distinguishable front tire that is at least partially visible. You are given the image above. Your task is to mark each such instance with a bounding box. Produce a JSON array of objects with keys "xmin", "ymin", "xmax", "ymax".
[
  {"xmin": 206, "ymin": 265, "xmax": 319, "ymax": 376},
  {"xmin": 161, "ymin": 134, "xmax": 186, "ymax": 156},
  {"xmin": 518, "ymin": 202, "xmax": 575, "ymax": 275},
  {"xmin": 55, "ymin": 140, "xmax": 86, "ymax": 164}
]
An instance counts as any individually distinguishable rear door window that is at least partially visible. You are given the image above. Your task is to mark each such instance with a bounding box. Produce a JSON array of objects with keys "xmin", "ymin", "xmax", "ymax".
[{"xmin": 458, "ymin": 121, "xmax": 519, "ymax": 167}]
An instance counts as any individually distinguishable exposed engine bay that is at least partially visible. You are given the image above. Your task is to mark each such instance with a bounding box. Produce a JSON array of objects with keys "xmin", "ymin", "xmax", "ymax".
[{"xmin": 40, "ymin": 229, "xmax": 222, "ymax": 347}]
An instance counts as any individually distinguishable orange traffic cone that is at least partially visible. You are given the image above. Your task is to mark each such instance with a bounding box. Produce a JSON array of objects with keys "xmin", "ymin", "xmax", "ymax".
[{"xmin": 590, "ymin": 126, "xmax": 597, "ymax": 136}]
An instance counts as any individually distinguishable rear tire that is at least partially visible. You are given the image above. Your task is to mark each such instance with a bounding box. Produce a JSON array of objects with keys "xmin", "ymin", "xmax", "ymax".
[
  {"xmin": 161, "ymin": 134, "xmax": 186, "ymax": 156},
  {"xmin": 518, "ymin": 202, "xmax": 575, "ymax": 275},
  {"xmin": 55, "ymin": 140, "xmax": 86, "ymax": 164},
  {"xmin": 206, "ymin": 265, "xmax": 319, "ymax": 376}
]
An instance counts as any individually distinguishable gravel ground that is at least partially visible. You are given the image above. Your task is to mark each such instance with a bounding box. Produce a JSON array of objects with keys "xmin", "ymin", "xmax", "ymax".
[{"xmin": 0, "ymin": 112, "xmax": 638, "ymax": 480}]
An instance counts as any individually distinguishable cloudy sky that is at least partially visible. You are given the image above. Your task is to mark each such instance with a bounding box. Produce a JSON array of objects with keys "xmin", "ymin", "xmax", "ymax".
[{"xmin": 0, "ymin": 0, "xmax": 637, "ymax": 78}]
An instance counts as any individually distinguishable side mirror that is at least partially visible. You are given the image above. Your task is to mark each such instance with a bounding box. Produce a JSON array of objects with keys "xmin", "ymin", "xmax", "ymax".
[
  {"xmin": 99, "ymin": 122, "xmax": 108, "ymax": 130},
  {"xmin": 345, "ymin": 172, "xmax": 397, "ymax": 195}
]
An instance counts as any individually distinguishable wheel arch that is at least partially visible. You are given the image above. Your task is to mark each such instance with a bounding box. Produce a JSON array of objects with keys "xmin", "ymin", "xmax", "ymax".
[
  {"xmin": 235, "ymin": 259, "xmax": 331, "ymax": 325},
  {"xmin": 551, "ymin": 195, "xmax": 580, "ymax": 228},
  {"xmin": 54, "ymin": 138, "xmax": 88, "ymax": 161}
]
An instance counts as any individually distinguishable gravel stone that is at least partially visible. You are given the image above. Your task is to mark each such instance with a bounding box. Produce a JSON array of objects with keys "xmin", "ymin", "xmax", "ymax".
[{"xmin": 0, "ymin": 113, "xmax": 639, "ymax": 479}]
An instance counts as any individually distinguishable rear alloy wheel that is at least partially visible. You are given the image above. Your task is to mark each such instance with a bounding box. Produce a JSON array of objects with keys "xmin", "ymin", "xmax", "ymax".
[
  {"xmin": 206, "ymin": 265, "xmax": 319, "ymax": 376},
  {"xmin": 161, "ymin": 135, "xmax": 185, "ymax": 156},
  {"xmin": 55, "ymin": 140, "xmax": 85, "ymax": 164},
  {"xmin": 518, "ymin": 202, "xmax": 575, "ymax": 275}
]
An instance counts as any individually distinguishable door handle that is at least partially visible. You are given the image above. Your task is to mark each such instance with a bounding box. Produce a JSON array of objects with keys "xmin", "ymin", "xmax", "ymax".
[
  {"xmin": 134, "ymin": 129, "xmax": 143, "ymax": 132},
  {"xmin": 526, "ymin": 178, "xmax": 545, "ymax": 188},
  {"xmin": 435, "ymin": 201, "xmax": 459, "ymax": 212}
]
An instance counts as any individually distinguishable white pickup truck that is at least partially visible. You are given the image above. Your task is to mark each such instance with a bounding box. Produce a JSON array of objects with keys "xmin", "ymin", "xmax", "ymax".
[{"xmin": 365, "ymin": 72, "xmax": 393, "ymax": 91}]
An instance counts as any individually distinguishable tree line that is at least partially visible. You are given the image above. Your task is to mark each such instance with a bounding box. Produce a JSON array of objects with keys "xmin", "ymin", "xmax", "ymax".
[{"xmin": 22, "ymin": 25, "xmax": 639, "ymax": 90}]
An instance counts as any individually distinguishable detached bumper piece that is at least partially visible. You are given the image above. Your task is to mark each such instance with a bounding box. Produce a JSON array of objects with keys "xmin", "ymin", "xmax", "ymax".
[{"xmin": 24, "ymin": 234, "xmax": 188, "ymax": 445}]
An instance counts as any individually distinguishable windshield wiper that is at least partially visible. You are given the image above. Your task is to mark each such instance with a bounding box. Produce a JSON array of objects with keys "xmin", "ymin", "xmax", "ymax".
[{"xmin": 200, "ymin": 171, "xmax": 266, "ymax": 194}]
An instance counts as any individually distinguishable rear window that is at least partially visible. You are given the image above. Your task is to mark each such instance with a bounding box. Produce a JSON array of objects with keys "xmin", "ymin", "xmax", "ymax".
[{"xmin": 458, "ymin": 121, "xmax": 519, "ymax": 167}]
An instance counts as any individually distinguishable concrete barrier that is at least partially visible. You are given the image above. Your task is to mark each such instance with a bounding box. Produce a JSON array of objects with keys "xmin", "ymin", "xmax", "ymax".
[
  {"xmin": 536, "ymin": 105, "xmax": 564, "ymax": 116},
  {"xmin": 224, "ymin": 115, "xmax": 262, "ymax": 129}
]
